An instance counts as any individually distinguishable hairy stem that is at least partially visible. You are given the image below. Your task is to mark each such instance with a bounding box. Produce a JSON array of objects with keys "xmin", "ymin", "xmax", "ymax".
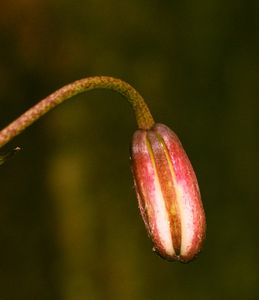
[{"xmin": 0, "ymin": 76, "xmax": 155, "ymax": 149}]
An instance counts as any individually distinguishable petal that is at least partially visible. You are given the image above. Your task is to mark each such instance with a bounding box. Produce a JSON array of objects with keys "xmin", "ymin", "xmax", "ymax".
[
  {"xmin": 154, "ymin": 124, "xmax": 206, "ymax": 261},
  {"xmin": 131, "ymin": 130, "xmax": 175, "ymax": 259}
]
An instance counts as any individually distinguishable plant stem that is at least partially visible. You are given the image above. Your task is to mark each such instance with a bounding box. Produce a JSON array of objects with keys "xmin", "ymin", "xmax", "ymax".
[{"xmin": 0, "ymin": 76, "xmax": 155, "ymax": 149}]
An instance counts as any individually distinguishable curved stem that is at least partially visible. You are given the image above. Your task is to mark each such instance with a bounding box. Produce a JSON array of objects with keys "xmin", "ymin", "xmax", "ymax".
[{"xmin": 0, "ymin": 76, "xmax": 155, "ymax": 149}]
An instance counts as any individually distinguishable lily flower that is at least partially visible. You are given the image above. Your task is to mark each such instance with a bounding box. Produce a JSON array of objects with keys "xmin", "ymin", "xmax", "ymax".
[{"xmin": 131, "ymin": 123, "xmax": 206, "ymax": 262}]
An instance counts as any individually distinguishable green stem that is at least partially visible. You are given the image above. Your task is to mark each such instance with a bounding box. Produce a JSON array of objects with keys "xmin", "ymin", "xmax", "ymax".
[{"xmin": 0, "ymin": 76, "xmax": 155, "ymax": 149}]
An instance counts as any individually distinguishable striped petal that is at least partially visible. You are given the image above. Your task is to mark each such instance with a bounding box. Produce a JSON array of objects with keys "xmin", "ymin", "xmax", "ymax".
[{"xmin": 131, "ymin": 123, "xmax": 206, "ymax": 262}]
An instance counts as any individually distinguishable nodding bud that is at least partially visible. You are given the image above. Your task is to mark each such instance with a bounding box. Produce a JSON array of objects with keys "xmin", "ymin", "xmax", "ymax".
[{"xmin": 131, "ymin": 123, "xmax": 206, "ymax": 262}]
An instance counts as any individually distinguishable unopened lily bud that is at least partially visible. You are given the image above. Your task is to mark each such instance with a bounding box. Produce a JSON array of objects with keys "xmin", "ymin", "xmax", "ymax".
[{"xmin": 131, "ymin": 123, "xmax": 206, "ymax": 262}]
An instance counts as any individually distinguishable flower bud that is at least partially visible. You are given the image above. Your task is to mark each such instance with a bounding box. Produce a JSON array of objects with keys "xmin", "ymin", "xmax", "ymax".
[{"xmin": 131, "ymin": 123, "xmax": 206, "ymax": 262}]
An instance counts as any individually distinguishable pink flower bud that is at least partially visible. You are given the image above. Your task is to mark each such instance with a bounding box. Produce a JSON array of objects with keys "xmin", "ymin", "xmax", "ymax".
[{"xmin": 131, "ymin": 123, "xmax": 206, "ymax": 262}]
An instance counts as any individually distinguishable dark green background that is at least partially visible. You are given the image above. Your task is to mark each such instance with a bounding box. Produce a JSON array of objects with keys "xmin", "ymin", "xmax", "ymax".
[{"xmin": 0, "ymin": 1, "xmax": 258, "ymax": 299}]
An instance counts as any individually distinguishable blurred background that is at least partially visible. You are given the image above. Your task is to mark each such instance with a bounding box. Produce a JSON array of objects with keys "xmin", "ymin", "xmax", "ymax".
[{"xmin": 0, "ymin": 0, "xmax": 258, "ymax": 299}]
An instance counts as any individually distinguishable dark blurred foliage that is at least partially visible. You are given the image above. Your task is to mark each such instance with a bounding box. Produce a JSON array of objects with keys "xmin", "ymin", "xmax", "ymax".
[{"xmin": 0, "ymin": 0, "xmax": 258, "ymax": 299}]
